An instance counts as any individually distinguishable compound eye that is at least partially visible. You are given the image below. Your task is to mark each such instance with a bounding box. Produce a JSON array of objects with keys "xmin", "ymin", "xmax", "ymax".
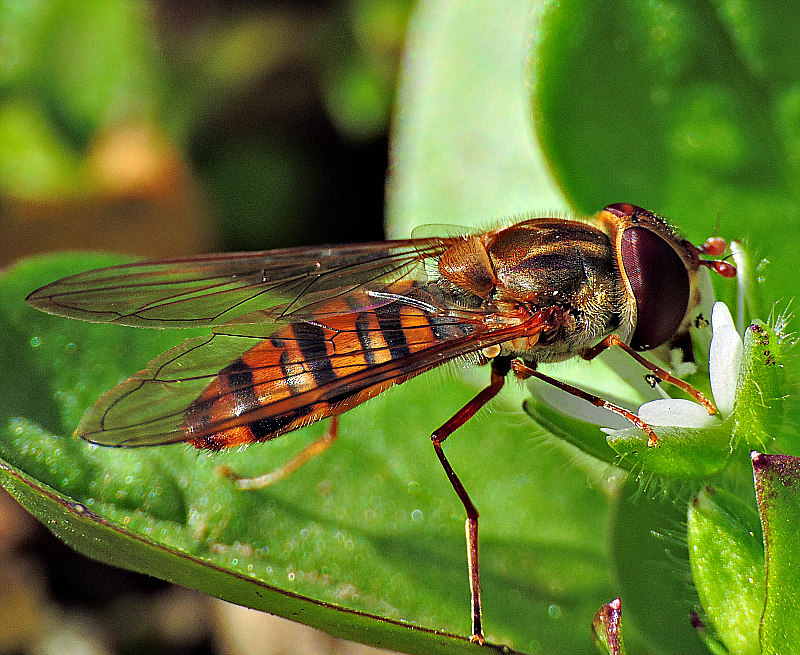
[{"xmin": 621, "ymin": 226, "xmax": 690, "ymax": 350}]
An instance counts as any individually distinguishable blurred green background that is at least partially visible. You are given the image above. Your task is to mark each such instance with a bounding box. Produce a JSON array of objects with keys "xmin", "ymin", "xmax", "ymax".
[
  {"xmin": 0, "ymin": 0, "xmax": 409, "ymax": 264},
  {"xmin": 1, "ymin": 1, "xmax": 410, "ymax": 654}
]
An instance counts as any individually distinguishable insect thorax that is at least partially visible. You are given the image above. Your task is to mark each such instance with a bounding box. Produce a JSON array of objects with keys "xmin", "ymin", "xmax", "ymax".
[{"xmin": 488, "ymin": 219, "xmax": 629, "ymax": 363}]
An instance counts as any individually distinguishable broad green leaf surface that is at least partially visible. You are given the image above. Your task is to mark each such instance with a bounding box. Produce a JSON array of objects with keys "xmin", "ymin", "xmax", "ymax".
[
  {"xmin": 752, "ymin": 453, "xmax": 800, "ymax": 655},
  {"xmin": 1, "ymin": 254, "xmax": 614, "ymax": 654},
  {"xmin": 386, "ymin": 0, "xmax": 568, "ymax": 238},
  {"xmin": 687, "ymin": 486, "xmax": 764, "ymax": 655},
  {"xmin": 534, "ymin": 0, "xmax": 800, "ymax": 309}
]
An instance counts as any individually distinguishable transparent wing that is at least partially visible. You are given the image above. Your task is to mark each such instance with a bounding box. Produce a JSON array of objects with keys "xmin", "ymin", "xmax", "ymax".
[
  {"xmin": 26, "ymin": 240, "xmax": 448, "ymax": 328},
  {"xmin": 77, "ymin": 297, "xmax": 550, "ymax": 448}
]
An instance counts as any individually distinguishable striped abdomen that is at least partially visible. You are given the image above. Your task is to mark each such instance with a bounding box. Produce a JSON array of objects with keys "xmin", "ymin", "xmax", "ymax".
[{"xmin": 184, "ymin": 297, "xmax": 477, "ymax": 450}]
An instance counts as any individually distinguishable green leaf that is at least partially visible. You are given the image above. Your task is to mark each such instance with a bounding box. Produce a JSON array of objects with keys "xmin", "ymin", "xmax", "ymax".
[
  {"xmin": 608, "ymin": 422, "xmax": 739, "ymax": 479},
  {"xmin": 534, "ymin": 0, "xmax": 800, "ymax": 306},
  {"xmin": 735, "ymin": 320, "xmax": 790, "ymax": 450},
  {"xmin": 727, "ymin": 240, "xmax": 764, "ymax": 333},
  {"xmin": 387, "ymin": 0, "xmax": 568, "ymax": 238},
  {"xmin": 523, "ymin": 395, "xmax": 621, "ymax": 466},
  {"xmin": 752, "ymin": 452, "xmax": 800, "ymax": 655},
  {"xmin": 591, "ymin": 598, "xmax": 626, "ymax": 655},
  {"xmin": 687, "ymin": 486, "xmax": 764, "ymax": 655},
  {"xmin": 608, "ymin": 476, "xmax": 708, "ymax": 654},
  {"xmin": 2, "ymin": 253, "xmax": 617, "ymax": 654}
]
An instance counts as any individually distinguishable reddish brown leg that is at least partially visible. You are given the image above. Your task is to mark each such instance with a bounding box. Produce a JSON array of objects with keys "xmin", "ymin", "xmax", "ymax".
[
  {"xmin": 430, "ymin": 356, "xmax": 511, "ymax": 644},
  {"xmin": 513, "ymin": 360, "xmax": 661, "ymax": 447},
  {"xmin": 582, "ymin": 335, "xmax": 715, "ymax": 414},
  {"xmin": 219, "ymin": 417, "xmax": 339, "ymax": 490}
]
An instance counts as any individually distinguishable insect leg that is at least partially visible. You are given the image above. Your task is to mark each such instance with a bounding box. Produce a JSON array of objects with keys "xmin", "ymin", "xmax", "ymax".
[
  {"xmin": 430, "ymin": 355, "xmax": 512, "ymax": 644},
  {"xmin": 582, "ymin": 335, "xmax": 715, "ymax": 414},
  {"xmin": 514, "ymin": 360, "xmax": 661, "ymax": 447},
  {"xmin": 219, "ymin": 417, "xmax": 339, "ymax": 490}
]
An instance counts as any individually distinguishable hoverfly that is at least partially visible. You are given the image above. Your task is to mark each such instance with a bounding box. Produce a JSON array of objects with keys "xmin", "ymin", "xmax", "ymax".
[{"xmin": 27, "ymin": 203, "xmax": 736, "ymax": 643}]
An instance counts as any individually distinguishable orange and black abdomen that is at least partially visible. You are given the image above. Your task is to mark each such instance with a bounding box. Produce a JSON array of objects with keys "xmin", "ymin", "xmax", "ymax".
[{"xmin": 184, "ymin": 296, "xmax": 477, "ymax": 450}]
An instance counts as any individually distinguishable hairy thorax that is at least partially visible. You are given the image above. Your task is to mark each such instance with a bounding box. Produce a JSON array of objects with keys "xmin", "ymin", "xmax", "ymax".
[{"xmin": 455, "ymin": 217, "xmax": 630, "ymax": 364}]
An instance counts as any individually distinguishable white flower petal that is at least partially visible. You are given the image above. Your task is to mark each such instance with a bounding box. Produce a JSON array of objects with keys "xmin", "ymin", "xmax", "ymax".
[
  {"xmin": 687, "ymin": 267, "xmax": 716, "ymax": 363},
  {"xmin": 709, "ymin": 302, "xmax": 743, "ymax": 417},
  {"xmin": 710, "ymin": 300, "xmax": 736, "ymax": 333},
  {"xmin": 527, "ymin": 379, "xmax": 633, "ymax": 429},
  {"xmin": 729, "ymin": 240, "xmax": 747, "ymax": 335},
  {"xmin": 638, "ymin": 398, "xmax": 721, "ymax": 428}
]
